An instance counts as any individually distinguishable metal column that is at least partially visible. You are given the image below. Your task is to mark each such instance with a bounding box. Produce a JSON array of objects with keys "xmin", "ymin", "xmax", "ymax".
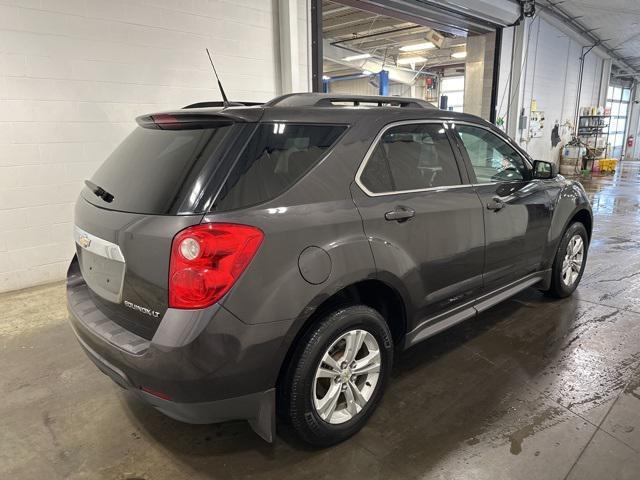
[
  {"xmin": 379, "ymin": 70, "xmax": 389, "ymax": 96},
  {"xmin": 489, "ymin": 28, "xmax": 503, "ymax": 124},
  {"xmin": 311, "ymin": 0, "xmax": 323, "ymax": 93}
]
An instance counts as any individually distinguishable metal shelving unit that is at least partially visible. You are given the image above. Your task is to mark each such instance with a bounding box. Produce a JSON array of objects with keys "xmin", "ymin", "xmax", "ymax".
[{"xmin": 577, "ymin": 115, "xmax": 610, "ymax": 172}]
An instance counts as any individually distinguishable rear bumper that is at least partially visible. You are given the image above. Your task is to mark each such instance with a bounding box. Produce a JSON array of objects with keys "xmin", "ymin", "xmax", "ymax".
[
  {"xmin": 72, "ymin": 326, "xmax": 275, "ymax": 440},
  {"xmin": 67, "ymin": 261, "xmax": 289, "ymax": 442}
]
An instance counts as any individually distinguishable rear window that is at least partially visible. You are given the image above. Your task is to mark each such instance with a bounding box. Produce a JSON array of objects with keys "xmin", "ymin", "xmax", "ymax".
[
  {"xmin": 82, "ymin": 125, "xmax": 232, "ymax": 215},
  {"xmin": 212, "ymin": 123, "xmax": 347, "ymax": 211}
]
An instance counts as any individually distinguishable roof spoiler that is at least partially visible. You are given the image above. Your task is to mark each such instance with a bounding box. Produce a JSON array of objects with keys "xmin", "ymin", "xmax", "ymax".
[{"xmin": 182, "ymin": 101, "xmax": 263, "ymax": 109}]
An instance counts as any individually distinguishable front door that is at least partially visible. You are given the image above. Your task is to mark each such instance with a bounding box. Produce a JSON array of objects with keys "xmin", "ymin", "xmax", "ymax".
[
  {"xmin": 451, "ymin": 123, "xmax": 554, "ymax": 292},
  {"xmin": 352, "ymin": 121, "xmax": 485, "ymax": 325}
]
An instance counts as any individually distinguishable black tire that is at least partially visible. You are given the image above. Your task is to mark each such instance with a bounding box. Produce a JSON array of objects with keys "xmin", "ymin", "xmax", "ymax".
[
  {"xmin": 280, "ymin": 305, "xmax": 393, "ymax": 447},
  {"xmin": 546, "ymin": 222, "xmax": 589, "ymax": 298}
]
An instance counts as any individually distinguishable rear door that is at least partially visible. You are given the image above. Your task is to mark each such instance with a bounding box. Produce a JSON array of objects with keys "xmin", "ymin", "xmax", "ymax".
[
  {"xmin": 450, "ymin": 123, "xmax": 554, "ymax": 291},
  {"xmin": 352, "ymin": 121, "xmax": 485, "ymax": 325}
]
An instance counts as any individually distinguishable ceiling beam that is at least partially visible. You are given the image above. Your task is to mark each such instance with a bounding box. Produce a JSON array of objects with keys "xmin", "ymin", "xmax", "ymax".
[
  {"xmin": 328, "ymin": 24, "xmax": 423, "ymax": 44},
  {"xmin": 343, "ymin": 32, "xmax": 468, "ymax": 51},
  {"xmin": 324, "ymin": 20, "xmax": 413, "ymax": 40},
  {"xmin": 322, "ymin": 2, "xmax": 351, "ymax": 17},
  {"xmin": 322, "ymin": 11, "xmax": 379, "ymax": 30},
  {"xmin": 345, "ymin": 31, "xmax": 433, "ymax": 49}
]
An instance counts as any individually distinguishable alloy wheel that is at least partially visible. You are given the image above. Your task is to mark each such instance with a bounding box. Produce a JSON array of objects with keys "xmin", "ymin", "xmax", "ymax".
[
  {"xmin": 562, "ymin": 234, "xmax": 584, "ymax": 286},
  {"xmin": 312, "ymin": 329, "xmax": 381, "ymax": 425}
]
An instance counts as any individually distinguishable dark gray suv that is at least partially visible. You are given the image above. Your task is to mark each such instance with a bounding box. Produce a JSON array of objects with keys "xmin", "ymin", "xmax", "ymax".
[{"xmin": 67, "ymin": 93, "xmax": 592, "ymax": 446}]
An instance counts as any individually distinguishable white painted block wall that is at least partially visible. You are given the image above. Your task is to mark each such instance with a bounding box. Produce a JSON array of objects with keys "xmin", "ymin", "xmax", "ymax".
[
  {"xmin": 0, "ymin": 0, "xmax": 310, "ymax": 293},
  {"xmin": 497, "ymin": 16, "xmax": 607, "ymax": 163},
  {"xmin": 521, "ymin": 17, "xmax": 604, "ymax": 163}
]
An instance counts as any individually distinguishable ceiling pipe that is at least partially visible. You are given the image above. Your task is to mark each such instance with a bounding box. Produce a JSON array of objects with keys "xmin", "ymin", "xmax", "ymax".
[{"xmin": 574, "ymin": 43, "xmax": 599, "ymax": 129}]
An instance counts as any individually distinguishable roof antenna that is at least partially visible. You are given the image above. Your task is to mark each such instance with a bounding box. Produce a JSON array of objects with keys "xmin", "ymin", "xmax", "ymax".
[{"xmin": 206, "ymin": 48, "xmax": 230, "ymax": 107}]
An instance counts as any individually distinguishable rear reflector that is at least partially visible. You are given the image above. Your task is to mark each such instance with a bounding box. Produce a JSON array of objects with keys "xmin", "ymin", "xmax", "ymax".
[
  {"xmin": 141, "ymin": 386, "xmax": 172, "ymax": 401},
  {"xmin": 168, "ymin": 223, "xmax": 263, "ymax": 309}
]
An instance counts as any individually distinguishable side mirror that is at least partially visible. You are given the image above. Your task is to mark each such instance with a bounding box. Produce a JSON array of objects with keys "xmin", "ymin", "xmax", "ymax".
[{"xmin": 532, "ymin": 160, "xmax": 558, "ymax": 179}]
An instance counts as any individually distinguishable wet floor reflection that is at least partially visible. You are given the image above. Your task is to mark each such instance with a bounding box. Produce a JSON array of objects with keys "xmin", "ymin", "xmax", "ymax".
[{"xmin": 581, "ymin": 161, "xmax": 640, "ymax": 217}]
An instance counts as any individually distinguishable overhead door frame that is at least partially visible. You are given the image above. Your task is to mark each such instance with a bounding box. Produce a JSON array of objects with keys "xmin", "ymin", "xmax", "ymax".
[{"xmin": 312, "ymin": 0, "xmax": 517, "ymax": 124}]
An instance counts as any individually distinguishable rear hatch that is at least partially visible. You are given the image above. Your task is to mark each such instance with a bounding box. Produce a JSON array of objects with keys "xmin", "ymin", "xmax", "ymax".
[{"xmin": 73, "ymin": 111, "xmax": 256, "ymax": 340}]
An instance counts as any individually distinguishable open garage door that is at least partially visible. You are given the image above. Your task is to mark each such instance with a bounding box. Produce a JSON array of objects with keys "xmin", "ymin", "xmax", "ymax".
[
  {"xmin": 333, "ymin": 0, "xmax": 521, "ymax": 35},
  {"xmin": 313, "ymin": 0, "xmax": 522, "ymax": 122}
]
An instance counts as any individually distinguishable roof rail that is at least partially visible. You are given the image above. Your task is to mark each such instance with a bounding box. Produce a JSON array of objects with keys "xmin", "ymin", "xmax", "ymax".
[
  {"xmin": 182, "ymin": 101, "xmax": 263, "ymax": 109},
  {"xmin": 264, "ymin": 93, "xmax": 434, "ymax": 109},
  {"xmin": 314, "ymin": 96, "xmax": 430, "ymax": 109}
]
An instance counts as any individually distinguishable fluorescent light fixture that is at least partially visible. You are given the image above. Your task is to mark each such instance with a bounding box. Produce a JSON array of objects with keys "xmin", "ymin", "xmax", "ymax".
[
  {"xmin": 399, "ymin": 42, "xmax": 435, "ymax": 52},
  {"xmin": 396, "ymin": 56, "xmax": 427, "ymax": 65},
  {"xmin": 343, "ymin": 53, "xmax": 371, "ymax": 61},
  {"xmin": 322, "ymin": 75, "xmax": 330, "ymax": 80},
  {"xmin": 362, "ymin": 70, "xmax": 373, "ymax": 75},
  {"xmin": 451, "ymin": 51, "xmax": 467, "ymax": 59}
]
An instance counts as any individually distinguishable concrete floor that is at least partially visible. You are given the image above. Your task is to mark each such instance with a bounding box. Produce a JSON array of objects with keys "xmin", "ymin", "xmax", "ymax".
[{"xmin": 2, "ymin": 163, "xmax": 640, "ymax": 480}]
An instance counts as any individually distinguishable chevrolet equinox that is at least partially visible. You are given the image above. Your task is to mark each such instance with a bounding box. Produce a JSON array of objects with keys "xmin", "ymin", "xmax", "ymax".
[{"xmin": 67, "ymin": 93, "xmax": 592, "ymax": 446}]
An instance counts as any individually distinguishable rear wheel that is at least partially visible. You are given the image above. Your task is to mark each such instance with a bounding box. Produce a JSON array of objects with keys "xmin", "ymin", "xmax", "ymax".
[
  {"xmin": 281, "ymin": 305, "xmax": 393, "ymax": 447},
  {"xmin": 546, "ymin": 222, "xmax": 588, "ymax": 298}
]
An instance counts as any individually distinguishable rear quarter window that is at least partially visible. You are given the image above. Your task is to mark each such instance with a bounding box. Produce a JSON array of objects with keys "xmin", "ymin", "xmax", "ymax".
[{"xmin": 212, "ymin": 123, "xmax": 347, "ymax": 211}]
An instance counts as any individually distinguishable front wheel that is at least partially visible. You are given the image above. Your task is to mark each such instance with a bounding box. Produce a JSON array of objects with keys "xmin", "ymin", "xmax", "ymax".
[
  {"xmin": 281, "ymin": 305, "xmax": 393, "ymax": 447},
  {"xmin": 546, "ymin": 222, "xmax": 589, "ymax": 298}
]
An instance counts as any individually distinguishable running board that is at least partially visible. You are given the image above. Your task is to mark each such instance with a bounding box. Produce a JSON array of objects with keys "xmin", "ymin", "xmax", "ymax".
[
  {"xmin": 406, "ymin": 305, "xmax": 476, "ymax": 347},
  {"xmin": 404, "ymin": 272, "xmax": 547, "ymax": 348},
  {"xmin": 474, "ymin": 274, "xmax": 545, "ymax": 314}
]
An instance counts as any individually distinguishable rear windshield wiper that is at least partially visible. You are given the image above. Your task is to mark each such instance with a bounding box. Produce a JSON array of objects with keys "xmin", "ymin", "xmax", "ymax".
[{"xmin": 84, "ymin": 180, "xmax": 114, "ymax": 203}]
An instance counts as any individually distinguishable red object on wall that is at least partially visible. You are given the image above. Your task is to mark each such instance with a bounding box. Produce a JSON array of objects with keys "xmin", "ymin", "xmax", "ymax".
[{"xmin": 628, "ymin": 135, "xmax": 634, "ymax": 148}]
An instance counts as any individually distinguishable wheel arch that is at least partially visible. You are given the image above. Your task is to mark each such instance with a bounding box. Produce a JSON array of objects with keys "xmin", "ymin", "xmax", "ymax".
[
  {"xmin": 545, "ymin": 179, "xmax": 592, "ymax": 262},
  {"xmin": 569, "ymin": 208, "xmax": 592, "ymax": 241},
  {"xmin": 275, "ymin": 279, "xmax": 407, "ymax": 395}
]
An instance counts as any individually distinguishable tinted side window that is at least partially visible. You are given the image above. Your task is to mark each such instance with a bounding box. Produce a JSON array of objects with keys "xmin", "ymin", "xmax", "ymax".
[
  {"xmin": 214, "ymin": 123, "xmax": 346, "ymax": 211},
  {"xmin": 456, "ymin": 125, "xmax": 528, "ymax": 183},
  {"xmin": 360, "ymin": 123, "xmax": 461, "ymax": 194}
]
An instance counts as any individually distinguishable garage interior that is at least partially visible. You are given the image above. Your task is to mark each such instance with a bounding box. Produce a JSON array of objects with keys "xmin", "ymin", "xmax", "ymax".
[
  {"xmin": 320, "ymin": 0, "xmax": 499, "ymax": 118},
  {"xmin": 2, "ymin": 1, "xmax": 640, "ymax": 479}
]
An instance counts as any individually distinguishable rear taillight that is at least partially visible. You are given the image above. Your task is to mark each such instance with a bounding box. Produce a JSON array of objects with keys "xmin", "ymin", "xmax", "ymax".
[{"xmin": 169, "ymin": 223, "xmax": 263, "ymax": 309}]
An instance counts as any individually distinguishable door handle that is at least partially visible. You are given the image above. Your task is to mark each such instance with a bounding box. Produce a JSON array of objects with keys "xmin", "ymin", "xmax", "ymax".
[
  {"xmin": 385, "ymin": 206, "xmax": 415, "ymax": 222},
  {"xmin": 486, "ymin": 198, "xmax": 506, "ymax": 211}
]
